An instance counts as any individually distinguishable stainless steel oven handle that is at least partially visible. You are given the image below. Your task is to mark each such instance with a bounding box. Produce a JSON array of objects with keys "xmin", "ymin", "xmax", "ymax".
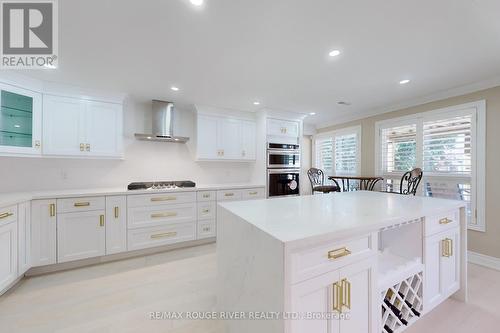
[
  {"xmin": 267, "ymin": 150, "xmax": 301, "ymax": 155},
  {"xmin": 267, "ymin": 169, "xmax": 301, "ymax": 174}
]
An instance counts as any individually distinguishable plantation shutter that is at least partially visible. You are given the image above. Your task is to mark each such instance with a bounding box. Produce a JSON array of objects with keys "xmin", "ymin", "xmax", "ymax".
[
  {"xmin": 380, "ymin": 124, "xmax": 417, "ymax": 174},
  {"xmin": 315, "ymin": 137, "xmax": 334, "ymax": 175},
  {"xmin": 334, "ymin": 133, "xmax": 358, "ymax": 175}
]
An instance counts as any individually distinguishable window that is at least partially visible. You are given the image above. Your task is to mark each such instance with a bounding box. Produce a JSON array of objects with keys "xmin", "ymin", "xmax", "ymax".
[
  {"xmin": 375, "ymin": 101, "xmax": 486, "ymax": 231},
  {"xmin": 314, "ymin": 126, "xmax": 361, "ymax": 177}
]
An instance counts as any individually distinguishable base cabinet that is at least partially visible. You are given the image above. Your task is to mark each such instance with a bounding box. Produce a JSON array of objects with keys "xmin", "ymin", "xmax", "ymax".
[
  {"xmin": 290, "ymin": 258, "xmax": 376, "ymax": 333},
  {"xmin": 105, "ymin": 196, "xmax": 127, "ymax": 255},
  {"xmin": 0, "ymin": 220, "xmax": 18, "ymax": 292},
  {"xmin": 31, "ymin": 200, "xmax": 57, "ymax": 267},
  {"xmin": 57, "ymin": 210, "xmax": 106, "ymax": 263},
  {"xmin": 424, "ymin": 226, "xmax": 460, "ymax": 312}
]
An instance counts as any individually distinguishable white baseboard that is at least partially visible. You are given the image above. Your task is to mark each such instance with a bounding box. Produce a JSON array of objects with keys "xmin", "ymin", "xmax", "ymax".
[{"xmin": 468, "ymin": 251, "xmax": 500, "ymax": 271}]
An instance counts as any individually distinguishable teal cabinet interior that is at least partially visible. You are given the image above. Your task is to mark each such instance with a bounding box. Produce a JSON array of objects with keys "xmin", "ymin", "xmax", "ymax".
[{"xmin": 0, "ymin": 90, "xmax": 34, "ymax": 147}]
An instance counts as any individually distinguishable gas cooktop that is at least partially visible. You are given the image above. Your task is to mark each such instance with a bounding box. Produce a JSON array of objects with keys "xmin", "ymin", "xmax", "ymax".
[{"xmin": 127, "ymin": 180, "xmax": 196, "ymax": 191}]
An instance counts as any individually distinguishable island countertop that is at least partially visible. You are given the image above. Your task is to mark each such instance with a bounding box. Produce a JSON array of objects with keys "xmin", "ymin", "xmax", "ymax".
[{"xmin": 218, "ymin": 191, "xmax": 465, "ymax": 245}]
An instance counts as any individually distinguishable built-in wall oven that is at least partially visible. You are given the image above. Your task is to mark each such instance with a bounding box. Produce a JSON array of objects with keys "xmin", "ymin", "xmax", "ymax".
[{"xmin": 267, "ymin": 143, "xmax": 301, "ymax": 197}]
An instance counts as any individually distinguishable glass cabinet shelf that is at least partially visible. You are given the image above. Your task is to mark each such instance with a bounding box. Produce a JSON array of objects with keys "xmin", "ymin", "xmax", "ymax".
[{"xmin": 0, "ymin": 90, "xmax": 34, "ymax": 148}]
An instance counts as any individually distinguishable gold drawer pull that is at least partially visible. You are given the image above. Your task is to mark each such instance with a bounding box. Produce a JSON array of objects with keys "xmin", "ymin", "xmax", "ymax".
[
  {"xmin": 151, "ymin": 196, "xmax": 176, "ymax": 202},
  {"xmin": 114, "ymin": 207, "xmax": 119, "ymax": 218},
  {"xmin": 328, "ymin": 247, "xmax": 352, "ymax": 260},
  {"xmin": 203, "ymin": 194, "xmax": 211, "ymax": 198},
  {"xmin": 49, "ymin": 203, "xmax": 56, "ymax": 217},
  {"xmin": 341, "ymin": 278, "xmax": 351, "ymax": 310},
  {"xmin": 203, "ymin": 227, "xmax": 211, "ymax": 232},
  {"xmin": 74, "ymin": 202, "xmax": 90, "ymax": 207},
  {"xmin": 249, "ymin": 191, "xmax": 258, "ymax": 195},
  {"xmin": 0, "ymin": 212, "xmax": 13, "ymax": 219},
  {"xmin": 151, "ymin": 232, "xmax": 177, "ymax": 239},
  {"xmin": 224, "ymin": 193, "xmax": 234, "ymax": 197},
  {"xmin": 442, "ymin": 238, "xmax": 453, "ymax": 257},
  {"xmin": 99, "ymin": 215, "xmax": 105, "ymax": 227},
  {"xmin": 202, "ymin": 209, "xmax": 210, "ymax": 213},
  {"xmin": 332, "ymin": 282, "xmax": 342, "ymax": 313},
  {"xmin": 439, "ymin": 217, "xmax": 452, "ymax": 224},
  {"xmin": 151, "ymin": 212, "xmax": 178, "ymax": 218}
]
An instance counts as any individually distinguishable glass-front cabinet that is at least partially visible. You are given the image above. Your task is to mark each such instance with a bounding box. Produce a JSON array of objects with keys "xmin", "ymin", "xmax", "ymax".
[{"xmin": 0, "ymin": 82, "xmax": 42, "ymax": 155}]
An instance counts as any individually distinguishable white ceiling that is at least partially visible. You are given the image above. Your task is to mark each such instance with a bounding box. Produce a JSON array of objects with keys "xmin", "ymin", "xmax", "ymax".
[{"xmin": 21, "ymin": 0, "xmax": 500, "ymax": 127}]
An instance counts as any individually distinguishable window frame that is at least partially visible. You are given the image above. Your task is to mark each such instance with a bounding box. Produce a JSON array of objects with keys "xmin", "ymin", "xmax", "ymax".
[
  {"xmin": 313, "ymin": 125, "xmax": 362, "ymax": 177},
  {"xmin": 374, "ymin": 100, "xmax": 486, "ymax": 232}
]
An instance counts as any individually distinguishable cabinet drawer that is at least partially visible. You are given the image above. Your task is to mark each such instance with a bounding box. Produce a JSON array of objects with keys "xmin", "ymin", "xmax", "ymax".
[
  {"xmin": 290, "ymin": 233, "xmax": 375, "ymax": 284},
  {"xmin": 242, "ymin": 188, "xmax": 265, "ymax": 200},
  {"xmin": 127, "ymin": 192, "xmax": 196, "ymax": 208},
  {"xmin": 127, "ymin": 222, "xmax": 196, "ymax": 251},
  {"xmin": 127, "ymin": 203, "xmax": 196, "ymax": 229},
  {"xmin": 56, "ymin": 197, "xmax": 105, "ymax": 213},
  {"xmin": 197, "ymin": 191, "xmax": 216, "ymax": 202},
  {"xmin": 217, "ymin": 189, "xmax": 243, "ymax": 201},
  {"xmin": 198, "ymin": 201, "xmax": 216, "ymax": 220},
  {"xmin": 197, "ymin": 219, "xmax": 216, "ymax": 239},
  {"xmin": 0, "ymin": 205, "xmax": 17, "ymax": 226},
  {"xmin": 425, "ymin": 209, "xmax": 460, "ymax": 236}
]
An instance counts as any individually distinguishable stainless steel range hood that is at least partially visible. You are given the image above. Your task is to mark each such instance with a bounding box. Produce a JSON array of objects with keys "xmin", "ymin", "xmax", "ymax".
[{"xmin": 135, "ymin": 100, "xmax": 189, "ymax": 143}]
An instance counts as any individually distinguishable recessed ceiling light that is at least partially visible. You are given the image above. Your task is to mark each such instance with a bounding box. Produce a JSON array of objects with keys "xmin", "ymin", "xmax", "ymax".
[
  {"xmin": 171, "ymin": 86, "xmax": 179, "ymax": 91},
  {"xmin": 399, "ymin": 79, "xmax": 410, "ymax": 85},
  {"xmin": 328, "ymin": 50, "xmax": 341, "ymax": 57},
  {"xmin": 190, "ymin": 0, "xmax": 203, "ymax": 6},
  {"xmin": 253, "ymin": 101, "xmax": 260, "ymax": 105},
  {"xmin": 309, "ymin": 112, "xmax": 316, "ymax": 116}
]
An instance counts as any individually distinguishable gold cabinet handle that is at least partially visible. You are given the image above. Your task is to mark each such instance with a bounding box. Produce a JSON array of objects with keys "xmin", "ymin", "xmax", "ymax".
[
  {"xmin": 203, "ymin": 194, "xmax": 211, "ymax": 198},
  {"xmin": 341, "ymin": 278, "xmax": 351, "ymax": 310},
  {"xmin": 332, "ymin": 282, "xmax": 342, "ymax": 313},
  {"xmin": 34, "ymin": 140, "xmax": 41, "ymax": 148},
  {"xmin": 202, "ymin": 209, "xmax": 210, "ymax": 213},
  {"xmin": 114, "ymin": 206, "xmax": 119, "ymax": 218},
  {"xmin": 442, "ymin": 238, "xmax": 453, "ymax": 257},
  {"xmin": 328, "ymin": 247, "xmax": 352, "ymax": 260},
  {"xmin": 85, "ymin": 143, "xmax": 90, "ymax": 152},
  {"xmin": 151, "ymin": 232, "xmax": 177, "ymax": 239},
  {"xmin": 49, "ymin": 203, "xmax": 56, "ymax": 217},
  {"xmin": 224, "ymin": 193, "xmax": 234, "ymax": 197},
  {"xmin": 151, "ymin": 212, "xmax": 178, "ymax": 218},
  {"xmin": 249, "ymin": 191, "xmax": 258, "ymax": 195},
  {"xmin": 80, "ymin": 143, "xmax": 85, "ymax": 151},
  {"xmin": 99, "ymin": 215, "xmax": 105, "ymax": 227},
  {"xmin": 74, "ymin": 202, "xmax": 90, "ymax": 207},
  {"xmin": 202, "ymin": 226, "xmax": 211, "ymax": 232},
  {"xmin": 0, "ymin": 212, "xmax": 13, "ymax": 219},
  {"xmin": 439, "ymin": 217, "xmax": 452, "ymax": 224},
  {"xmin": 151, "ymin": 196, "xmax": 176, "ymax": 202}
]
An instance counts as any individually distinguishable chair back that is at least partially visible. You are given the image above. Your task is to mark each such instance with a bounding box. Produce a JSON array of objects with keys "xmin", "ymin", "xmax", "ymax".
[
  {"xmin": 400, "ymin": 168, "xmax": 423, "ymax": 195},
  {"xmin": 307, "ymin": 168, "xmax": 325, "ymax": 188}
]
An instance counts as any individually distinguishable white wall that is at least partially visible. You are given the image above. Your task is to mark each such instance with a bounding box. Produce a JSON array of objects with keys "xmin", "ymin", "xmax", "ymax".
[{"xmin": 0, "ymin": 98, "xmax": 256, "ymax": 193}]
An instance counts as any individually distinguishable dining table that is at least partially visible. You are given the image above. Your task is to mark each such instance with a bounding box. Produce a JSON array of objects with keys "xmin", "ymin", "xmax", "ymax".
[{"xmin": 328, "ymin": 175, "xmax": 384, "ymax": 192}]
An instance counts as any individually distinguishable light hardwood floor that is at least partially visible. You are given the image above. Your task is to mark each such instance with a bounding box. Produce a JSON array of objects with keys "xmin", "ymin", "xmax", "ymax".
[{"xmin": 0, "ymin": 243, "xmax": 499, "ymax": 332}]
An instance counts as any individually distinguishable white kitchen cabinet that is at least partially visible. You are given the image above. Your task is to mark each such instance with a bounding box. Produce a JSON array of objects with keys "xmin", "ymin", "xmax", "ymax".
[
  {"xmin": 106, "ymin": 196, "xmax": 127, "ymax": 255},
  {"xmin": 42, "ymin": 95, "xmax": 123, "ymax": 158},
  {"xmin": 17, "ymin": 202, "xmax": 31, "ymax": 275},
  {"xmin": 267, "ymin": 118, "xmax": 299, "ymax": 138},
  {"xmin": 0, "ymin": 82, "xmax": 42, "ymax": 156},
  {"xmin": 290, "ymin": 257, "xmax": 376, "ymax": 333},
  {"xmin": 424, "ymin": 226, "xmax": 461, "ymax": 312},
  {"xmin": 0, "ymin": 218, "xmax": 18, "ymax": 292},
  {"xmin": 57, "ymin": 210, "xmax": 106, "ymax": 263},
  {"xmin": 196, "ymin": 114, "xmax": 256, "ymax": 161},
  {"xmin": 31, "ymin": 200, "xmax": 57, "ymax": 267}
]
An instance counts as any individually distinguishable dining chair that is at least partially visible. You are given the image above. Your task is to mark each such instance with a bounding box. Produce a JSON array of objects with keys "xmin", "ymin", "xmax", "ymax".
[
  {"xmin": 387, "ymin": 168, "xmax": 423, "ymax": 195},
  {"xmin": 307, "ymin": 168, "xmax": 340, "ymax": 194}
]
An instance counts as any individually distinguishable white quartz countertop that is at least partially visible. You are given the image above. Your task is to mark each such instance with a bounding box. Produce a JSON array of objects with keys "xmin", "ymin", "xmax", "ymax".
[
  {"xmin": 0, "ymin": 183, "xmax": 265, "ymax": 207},
  {"xmin": 219, "ymin": 191, "xmax": 465, "ymax": 245}
]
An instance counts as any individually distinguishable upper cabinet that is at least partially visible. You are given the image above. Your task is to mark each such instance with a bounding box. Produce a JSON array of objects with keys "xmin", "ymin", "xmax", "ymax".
[
  {"xmin": 0, "ymin": 82, "xmax": 42, "ymax": 156},
  {"xmin": 196, "ymin": 114, "xmax": 256, "ymax": 161},
  {"xmin": 43, "ymin": 95, "xmax": 123, "ymax": 158},
  {"xmin": 267, "ymin": 118, "xmax": 299, "ymax": 139}
]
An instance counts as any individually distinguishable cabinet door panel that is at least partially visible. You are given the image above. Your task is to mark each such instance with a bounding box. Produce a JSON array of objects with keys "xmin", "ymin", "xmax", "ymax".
[
  {"xmin": 31, "ymin": 200, "xmax": 57, "ymax": 267},
  {"xmin": 85, "ymin": 101, "xmax": 123, "ymax": 157},
  {"xmin": 57, "ymin": 211, "xmax": 105, "ymax": 263},
  {"xmin": 217, "ymin": 118, "xmax": 241, "ymax": 159},
  {"xmin": 440, "ymin": 227, "xmax": 460, "ymax": 298},
  {"xmin": 0, "ymin": 221, "xmax": 17, "ymax": 291},
  {"xmin": 241, "ymin": 120, "xmax": 256, "ymax": 160},
  {"xmin": 424, "ymin": 233, "xmax": 443, "ymax": 312},
  {"xmin": 105, "ymin": 196, "xmax": 127, "ymax": 255},
  {"xmin": 42, "ymin": 95, "xmax": 84, "ymax": 156},
  {"xmin": 17, "ymin": 202, "xmax": 31, "ymax": 275},
  {"xmin": 197, "ymin": 115, "xmax": 218, "ymax": 159}
]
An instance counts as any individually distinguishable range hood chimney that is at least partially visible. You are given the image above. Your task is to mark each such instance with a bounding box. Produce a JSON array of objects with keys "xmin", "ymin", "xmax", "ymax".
[{"xmin": 135, "ymin": 100, "xmax": 189, "ymax": 143}]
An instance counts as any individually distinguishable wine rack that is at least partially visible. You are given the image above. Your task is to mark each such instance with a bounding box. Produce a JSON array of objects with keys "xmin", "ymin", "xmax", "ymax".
[{"xmin": 381, "ymin": 271, "xmax": 423, "ymax": 333}]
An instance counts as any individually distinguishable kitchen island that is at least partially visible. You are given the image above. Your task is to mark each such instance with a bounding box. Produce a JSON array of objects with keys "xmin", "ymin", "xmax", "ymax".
[{"xmin": 217, "ymin": 191, "xmax": 467, "ymax": 333}]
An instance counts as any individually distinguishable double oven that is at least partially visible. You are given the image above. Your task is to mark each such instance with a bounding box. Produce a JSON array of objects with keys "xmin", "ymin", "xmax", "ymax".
[{"xmin": 267, "ymin": 143, "xmax": 300, "ymax": 197}]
